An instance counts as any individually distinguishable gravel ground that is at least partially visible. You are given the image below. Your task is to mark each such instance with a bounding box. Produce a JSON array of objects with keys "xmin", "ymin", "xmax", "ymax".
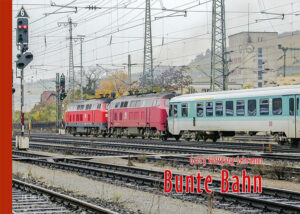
[{"xmin": 13, "ymin": 161, "xmax": 233, "ymax": 214}]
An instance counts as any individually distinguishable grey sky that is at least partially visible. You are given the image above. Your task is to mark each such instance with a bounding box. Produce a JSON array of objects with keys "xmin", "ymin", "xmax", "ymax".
[{"xmin": 12, "ymin": 0, "xmax": 300, "ymax": 84}]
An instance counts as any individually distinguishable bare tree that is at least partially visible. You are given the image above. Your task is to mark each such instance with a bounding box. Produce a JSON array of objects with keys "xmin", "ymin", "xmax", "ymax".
[
  {"xmin": 83, "ymin": 66, "xmax": 106, "ymax": 95},
  {"xmin": 155, "ymin": 66, "xmax": 192, "ymax": 92}
]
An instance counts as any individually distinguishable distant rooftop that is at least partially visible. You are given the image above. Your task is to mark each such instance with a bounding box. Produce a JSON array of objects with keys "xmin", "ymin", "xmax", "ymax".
[{"xmin": 228, "ymin": 31, "xmax": 278, "ymax": 38}]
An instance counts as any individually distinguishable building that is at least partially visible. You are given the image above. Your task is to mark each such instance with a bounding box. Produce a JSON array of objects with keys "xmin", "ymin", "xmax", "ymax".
[
  {"xmin": 228, "ymin": 32, "xmax": 279, "ymax": 88},
  {"xmin": 40, "ymin": 91, "xmax": 56, "ymax": 104},
  {"xmin": 228, "ymin": 31, "xmax": 300, "ymax": 88}
]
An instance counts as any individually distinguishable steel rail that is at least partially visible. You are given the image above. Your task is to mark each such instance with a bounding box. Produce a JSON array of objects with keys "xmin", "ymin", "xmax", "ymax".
[{"xmin": 13, "ymin": 178, "xmax": 118, "ymax": 214}]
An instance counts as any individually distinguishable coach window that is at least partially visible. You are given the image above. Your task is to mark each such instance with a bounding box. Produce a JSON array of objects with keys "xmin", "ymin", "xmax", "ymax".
[
  {"xmin": 226, "ymin": 101, "xmax": 234, "ymax": 116},
  {"xmin": 77, "ymin": 105, "xmax": 80, "ymax": 110},
  {"xmin": 136, "ymin": 100, "xmax": 141, "ymax": 107},
  {"xmin": 259, "ymin": 99, "xmax": 269, "ymax": 115},
  {"xmin": 248, "ymin": 100, "xmax": 257, "ymax": 116},
  {"xmin": 297, "ymin": 98, "xmax": 299, "ymax": 115},
  {"xmin": 115, "ymin": 102, "xmax": 120, "ymax": 108},
  {"xmin": 236, "ymin": 100, "xmax": 245, "ymax": 116},
  {"xmin": 81, "ymin": 105, "xmax": 84, "ymax": 110},
  {"xmin": 120, "ymin": 102, "xmax": 124, "ymax": 108},
  {"xmin": 97, "ymin": 104, "xmax": 102, "ymax": 109},
  {"xmin": 174, "ymin": 105, "xmax": 178, "ymax": 117},
  {"xmin": 196, "ymin": 102, "xmax": 203, "ymax": 117},
  {"xmin": 272, "ymin": 98, "xmax": 282, "ymax": 115},
  {"xmin": 181, "ymin": 104, "xmax": 188, "ymax": 117},
  {"xmin": 289, "ymin": 98, "xmax": 295, "ymax": 116},
  {"xmin": 206, "ymin": 102, "xmax": 213, "ymax": 117},
  {"xmin": 169, "ymin": 105, "xmax": 173, "ymax": 116},
  {"xmin": 124, "ymin": 101, "xmax": 128, "ymax": 108},
  {"xmin": 216, "ymin": 101, "xmax": 223, "ymax": 116}
]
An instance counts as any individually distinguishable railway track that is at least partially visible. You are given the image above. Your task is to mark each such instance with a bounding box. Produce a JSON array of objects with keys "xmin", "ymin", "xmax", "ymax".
[
  {"xmin": 16, "ymin": 132, "xmax": 300, "ymax": 153},
  {"xmin": 13, "ymin": 151, "xmax": 300, "ymax": 213},
  {"xmin": 13, "ymin": 179, "xmax": 117, "ymax": 214},
  {"xmin": 13, "ymin": 136, "xmax": 300, "ymax": 162}
]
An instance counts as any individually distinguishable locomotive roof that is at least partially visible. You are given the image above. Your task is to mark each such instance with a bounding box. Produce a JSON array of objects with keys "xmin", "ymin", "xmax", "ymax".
[
  {"xmin": 68, "ymin": 98, "xmax": 113, "ymax": 106},
  {"xmin": 112, "ymin": 92, "xmax": 175, "ymax": 102},
  {"xmin": 171, "ymin": 85, "xmax": 300, "ymax": 102}
]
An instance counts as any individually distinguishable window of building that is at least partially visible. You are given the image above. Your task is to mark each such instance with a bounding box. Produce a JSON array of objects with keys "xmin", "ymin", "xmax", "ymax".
[
  {"xmin": 226, "ymin": 101, "xmax": 234, "ymax": 116},
  {"xmin": 260, "ymin": 99, "xmax": 269, "ymax": 115},
  {"xmin": 206, "ymin": 102, "xmax": 213, "ymax": 117},
  {"xmin": 258, "ymin": 82, "xmax": 263, "ymax": 88},
  {"xmin": 289, "ymin": 98, "xmax": 295, "ymax": 116},
  {"xmin": 196, "ymin": 102, "xmax": 203, "ymax": 117},
  {"xmin": 258, "ymin": 59, "xmax": 263, "ymax": 69},
  {"xmin": 215, "ymin": 101, "xmax": 223, "ymax": 116},
  {"xmin": 258, "ymin": 48, "xmax": 262, "ymax": 57},
  {"xmin": 248, "ymin": 100, "xmax": 257, "ymax": 116},
  {"xmin": 272, "ymin": 98, "xmax": 282, "ymax": 115},
  {"xmin": 236, "ymin": 100, "xmax": 245, "ymax": 116},
  {"xmin": 258, "ymin": 71, "xmax": 262, "ymax": 80},
  {"xmin": 181, "ymin": 103, "xmax": 188, "ymax": 117}
]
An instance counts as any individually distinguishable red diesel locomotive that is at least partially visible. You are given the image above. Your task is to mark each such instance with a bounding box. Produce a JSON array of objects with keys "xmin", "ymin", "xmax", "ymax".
[
  {"xmin": 65, "ymin": 98, "xmax": 113, "ymax": 136},
  {"xmin": 107, "ymin": 92, "xmax": 175, "ymax": 140}
]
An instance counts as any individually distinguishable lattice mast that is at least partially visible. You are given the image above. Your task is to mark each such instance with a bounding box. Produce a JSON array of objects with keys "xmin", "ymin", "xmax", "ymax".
[
  {"xmin": 210, "ymin": 0, "xmax": 228, "ymax": 91},
  {"xmin": 142, "ymin": 0, "xmax": 154, "ymax": 92}
]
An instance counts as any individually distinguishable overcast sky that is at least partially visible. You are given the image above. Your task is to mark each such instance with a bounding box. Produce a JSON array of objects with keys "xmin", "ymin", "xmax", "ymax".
[{"xmin": 12, "ymin": 0, "xmax": 300, "ymax": 84}]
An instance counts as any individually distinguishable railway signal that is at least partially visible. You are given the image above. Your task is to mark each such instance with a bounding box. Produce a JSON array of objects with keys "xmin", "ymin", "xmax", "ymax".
[
  {"xmin": 16, "ymin": 18, "xmax": 28, "ymax": 52},
  {"xmin": 60, "ymin": 74, "xmax": 67, "ymax": 100},
  {"xmin": 16, "ymin": 52, "xmax": 33, "ymax": 69}
]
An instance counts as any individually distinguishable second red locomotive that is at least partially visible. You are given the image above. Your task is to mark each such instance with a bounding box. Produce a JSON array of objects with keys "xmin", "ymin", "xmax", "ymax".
[{"xmin": 108, "ymin": 92, "xmax": 175, "ymax": 140}]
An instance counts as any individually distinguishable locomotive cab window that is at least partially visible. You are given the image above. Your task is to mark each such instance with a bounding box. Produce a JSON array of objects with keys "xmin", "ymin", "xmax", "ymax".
[
  {"xmin": 196, "ymin": 102, "xmax": 203, "ymax": 117},
  {"xmin": 206, "ymin": 102, "xmax": 213, "ymax": 117},
  {"xmin": 236, "ymin": 100, "xmax": 245, "ymax": 116},
  {"xmin": 248, "ymin": 100, "xmax": 257, "ymax": 116},
  {"xmin": 165, "ymin": 99, "xmax": 170, "ymax": 106},
  {"xmin": 259, "ymin": 99, "xmax": 269, "ymax": 115},
  {"xmin": 272, "ymin": 98, "xmax": 282, "ymax": 115},
  {"xmin": 181, "ymin": 104, "xmax": 188, "ymax": 117},
  {"xmin": 215, "ymin": 101, "xmax": 223, "ymax": 116},
  {"xmin": 226, "ymin": 101, "xmax": 234, "ymax": 116},
  {"xmin": 289, "ymin": 98, "xmax": 295, "ymax": 116}
]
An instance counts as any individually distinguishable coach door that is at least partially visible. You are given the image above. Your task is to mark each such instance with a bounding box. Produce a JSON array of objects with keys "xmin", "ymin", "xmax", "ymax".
[{"xmin": 296, "ymin": 95, "xmax": 300, "ymax": 138}]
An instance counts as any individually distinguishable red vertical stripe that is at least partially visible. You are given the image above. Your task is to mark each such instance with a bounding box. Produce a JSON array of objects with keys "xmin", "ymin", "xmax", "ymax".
[{"xmin": 0, "ymin": 0, "xmax": 12, "ymax": 213}]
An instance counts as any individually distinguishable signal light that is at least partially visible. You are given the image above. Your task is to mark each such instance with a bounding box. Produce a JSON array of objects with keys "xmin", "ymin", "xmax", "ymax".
[
  {"xmin": 18, "ymin": 25, "xmax": 22, "ymax": 29},
  {"xmin": 23, "ymin": 25, "xmax": 28, "ymax": 29}
]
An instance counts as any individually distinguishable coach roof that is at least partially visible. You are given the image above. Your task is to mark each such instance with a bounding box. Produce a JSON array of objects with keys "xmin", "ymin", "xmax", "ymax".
[{"xmin": 171, "ymin": 85, "xmax": 300, "ymax": 102}]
